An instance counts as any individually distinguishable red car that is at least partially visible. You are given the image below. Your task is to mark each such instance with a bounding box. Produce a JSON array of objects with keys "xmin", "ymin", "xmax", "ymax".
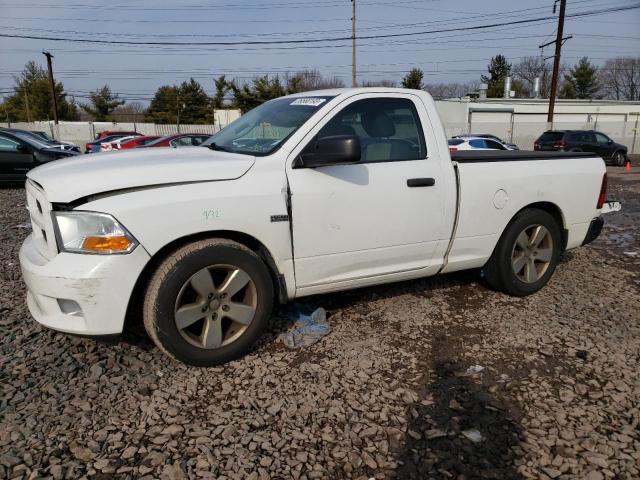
[
  {"xmin": 145, "ymin": 133, "xmax": 211, "ymax": 148},
  {"xmin": 119, "ymin": 135, "xmax": 161, "ymax": 150},
  {"xmin": 94, "ymin": 130, "xmax": 139, "ymax": 141}
]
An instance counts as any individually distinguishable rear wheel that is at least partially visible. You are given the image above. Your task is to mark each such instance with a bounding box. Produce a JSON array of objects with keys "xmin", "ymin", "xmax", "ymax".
[
  {"xmin": 483, "ymin": 209, "xmax": 562, "ymax": 296},
  {"xmin": 143, "ymin": 239, "xmax": 274, "ymax": 366},
  {"xmin": 613, "ymin": 151, "xmax": 626, "ymax": 167}
]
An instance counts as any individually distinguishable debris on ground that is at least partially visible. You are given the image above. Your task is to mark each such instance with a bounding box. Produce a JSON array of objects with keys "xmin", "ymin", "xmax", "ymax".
[{"xmin": 279, "ymin": 305, "xmax": 331, "ymax": 348}]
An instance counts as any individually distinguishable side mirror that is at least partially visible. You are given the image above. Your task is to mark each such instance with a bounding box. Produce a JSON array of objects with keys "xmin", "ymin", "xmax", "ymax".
[
  {"xmin": 295, "ymin": 135, "xmax": 361, "ymax": 168},
  {"xmin": 607, "ymin": 139, "xmax": 613, "ymax": 144},
  {"xmin": 17, "ymin": 144, "xmax": 30, "ymax": 153}
]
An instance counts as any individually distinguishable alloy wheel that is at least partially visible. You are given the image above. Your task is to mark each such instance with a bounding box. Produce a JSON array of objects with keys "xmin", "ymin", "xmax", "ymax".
[
  {"xmin": 174, "ymin": 265, "xmax": 257, "ymax": 349},
  {"xmin": 511, "ymin": 225, "xmax": 554, "ymax": 284}
]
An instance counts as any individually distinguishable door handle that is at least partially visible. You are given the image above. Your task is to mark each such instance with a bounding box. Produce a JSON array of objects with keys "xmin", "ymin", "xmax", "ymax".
[{"xmin": 407, "ymin": 177, "xmax": 435, "ymax": 187}]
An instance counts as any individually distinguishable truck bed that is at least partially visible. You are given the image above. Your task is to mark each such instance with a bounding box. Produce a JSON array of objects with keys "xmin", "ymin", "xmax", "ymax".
[{"xmin": 451, "ymin": 150, "xmax": 597, "ymax": 163}]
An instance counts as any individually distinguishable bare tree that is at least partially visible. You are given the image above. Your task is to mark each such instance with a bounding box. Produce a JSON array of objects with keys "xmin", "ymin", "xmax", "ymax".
[
  {"xmin": 360, "ymin": 79, "xmax": 397, "ymax": 87},
  {"xmin": 599, "ymin": 57, "xmax": 640, "ymax": 100},
  {"xmin": 111, "ymin": 101, "xmax": 147, "ymax": 123},
  {"xmin": 287, "ymin": 69, "xmax": 345, "ymax": 92},
  {"xmin": 512, "ymin": 56, "xmax": 551, "ymax": 98},
  {"xmin": 425, "ymin": 82, "xmax": 479, "ymax": 99}
]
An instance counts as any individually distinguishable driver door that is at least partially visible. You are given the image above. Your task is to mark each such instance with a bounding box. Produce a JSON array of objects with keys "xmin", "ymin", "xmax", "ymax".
[{"xmin": 286, "ymin": 93, "xmax": 451, "ymax": 291}]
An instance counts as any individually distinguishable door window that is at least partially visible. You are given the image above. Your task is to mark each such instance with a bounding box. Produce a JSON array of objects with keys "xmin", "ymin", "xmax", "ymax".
[
  {"xmin": 171, "ymin": 137, "xmax": 194, "ymax": 147},
  {"xmin": 595, "ymin": 133, "xmax": 610, "ymax": 144},
  {"xmin": 469, "ymin": 139, "xmax": 486, "ymax": 149},
  {"xmin": 312, "ymin": 97, "xmax": 427, "ymax": 163},
  {"xmin": 484, "ymin": 139, "xmax": 505, "ymax": 150},
  {"xmin": 0, "ymin": 136, "xmax": 20, "ymax": 152}
]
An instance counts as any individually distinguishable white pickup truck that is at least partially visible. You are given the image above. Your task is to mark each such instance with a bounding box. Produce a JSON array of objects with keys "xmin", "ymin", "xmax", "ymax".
[{"xmin": 20, "ymin": 88, "xmax": 615, "ymax": 366}]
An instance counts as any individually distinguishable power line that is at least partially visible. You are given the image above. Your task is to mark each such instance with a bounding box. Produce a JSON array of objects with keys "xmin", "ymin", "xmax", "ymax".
[{"xmin": 2, "ymin": 4, "xmax": 639, "ymax": 46}]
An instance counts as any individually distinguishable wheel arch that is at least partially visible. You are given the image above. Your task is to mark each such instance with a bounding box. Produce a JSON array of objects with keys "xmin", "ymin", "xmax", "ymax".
[
  {"xmin": 124, "ymin": 230, "xmax": 286, "ymax": 332},
  {"xmin": 505, "ymin": 201, "xmax": 567, "ymax": 251}
]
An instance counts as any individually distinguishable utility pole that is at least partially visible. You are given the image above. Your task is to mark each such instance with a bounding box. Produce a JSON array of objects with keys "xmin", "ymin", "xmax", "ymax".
[
  {"xmin": 23, "ymin": 86, "xmax": 32, "ymax": 123},
  {"xmin": 545, "ymin": 0, "xmax": 566, "ymax": 127},
  {"xmin": 42, "ymin": 51, "xmax": 59, "ymax": 124},
  {"xmin": 351, "ymin": 0, "xmax": 356, "ymax": 87}
]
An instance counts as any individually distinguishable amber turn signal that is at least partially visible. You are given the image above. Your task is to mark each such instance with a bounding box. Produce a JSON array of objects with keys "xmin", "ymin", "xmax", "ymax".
[{"xmin": 82, "ymin": 236, "xmax": 132, "ymax": 252}]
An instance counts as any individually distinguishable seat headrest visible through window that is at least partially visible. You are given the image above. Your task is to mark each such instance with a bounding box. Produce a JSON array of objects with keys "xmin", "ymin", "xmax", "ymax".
[
  {"xmin": 321, "ymin": 122, "xmax": 356, "ymax": 137},
  {"xmin": 361, "ymin": 110, "xmax": 395, "ymax": 138}
]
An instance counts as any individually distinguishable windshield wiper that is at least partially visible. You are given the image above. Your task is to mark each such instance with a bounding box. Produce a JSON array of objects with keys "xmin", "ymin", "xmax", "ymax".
[{"xmin": 206, "ymin": 142, "xmax": 232, "ymax": 152}]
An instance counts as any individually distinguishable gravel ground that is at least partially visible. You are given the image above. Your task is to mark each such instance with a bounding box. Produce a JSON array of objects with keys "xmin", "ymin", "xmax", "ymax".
[{"xmin": 1, "ymin": 166, "xmax": 638, "ymax": 480}]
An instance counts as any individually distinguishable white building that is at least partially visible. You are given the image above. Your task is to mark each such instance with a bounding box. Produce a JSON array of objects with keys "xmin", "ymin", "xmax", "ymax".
[{"xmin": 435, "ymin": 97, "xmax": 640, "ymax": 152}]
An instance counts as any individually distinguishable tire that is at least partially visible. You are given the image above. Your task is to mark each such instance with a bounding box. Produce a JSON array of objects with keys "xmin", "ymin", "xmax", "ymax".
[
  {"xmin": 482, "ymin": 209, "xmax": 562, "ymax": 297},
  {"xmin": 613, "ymin": 151, "xmax": 626, "ymax": 167},
  {"xmin": 143, "ymin": 239, "xmax": 274, "ymax": 366}
]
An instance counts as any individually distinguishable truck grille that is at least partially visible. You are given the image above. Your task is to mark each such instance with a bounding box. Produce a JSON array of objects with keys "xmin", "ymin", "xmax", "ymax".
[{"xmin": 25, "ymin": 180, "xmax": 58, "ymax": 260}]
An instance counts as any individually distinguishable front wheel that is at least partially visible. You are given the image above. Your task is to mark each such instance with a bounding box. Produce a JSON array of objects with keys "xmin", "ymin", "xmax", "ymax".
[
  {"xmin": 143, "ymin": 239, "xmax": 274, "ymax": 366},
  {"xmin": 483, "ymin": 209, "xmax": 562, "ymax": 296},
  {"xmin": 613, "ymin": 151, "xmax": 626, "ymax": 167}
]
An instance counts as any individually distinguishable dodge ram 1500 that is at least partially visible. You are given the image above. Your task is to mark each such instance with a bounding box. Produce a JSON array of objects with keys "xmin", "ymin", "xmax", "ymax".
[{"xmin": 20, "ymin": 88, "xmax": 618, "ymax": 366}]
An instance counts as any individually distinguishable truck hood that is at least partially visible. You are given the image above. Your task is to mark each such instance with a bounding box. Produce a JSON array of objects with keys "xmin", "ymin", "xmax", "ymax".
[{"xmin": 28, "ymin": 147, "xmax": 255, "ymax": 203}]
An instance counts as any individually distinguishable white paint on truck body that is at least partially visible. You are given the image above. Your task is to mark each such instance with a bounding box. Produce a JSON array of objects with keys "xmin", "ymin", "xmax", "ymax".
[{"xmin": 19, "ymin": 87, "xmax": 608, "ymax": 337}]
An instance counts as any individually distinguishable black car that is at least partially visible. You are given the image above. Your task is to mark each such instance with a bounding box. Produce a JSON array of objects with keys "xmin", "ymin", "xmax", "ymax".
[
  {"xmin": 0, "ymin": 128, "xmax": 81, "ymax": 153},
  {"xmin": 0, "ymin": 131, "xmax": 79, "ymax": 185},
  {"xmin": 534, "ymin": 130, "xmax": 628, "ymax": 166}
]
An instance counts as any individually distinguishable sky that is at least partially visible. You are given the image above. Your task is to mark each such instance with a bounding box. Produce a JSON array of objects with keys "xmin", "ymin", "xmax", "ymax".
[{"xmin": 0, "ymin": 0, "xmax": 639, "ymax": 105}]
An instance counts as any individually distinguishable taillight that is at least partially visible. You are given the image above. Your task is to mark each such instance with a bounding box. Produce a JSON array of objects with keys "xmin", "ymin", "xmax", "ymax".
[
  {"xmin": 534, "ymin": 142, "xmax": 539, "ymax": 150},
  {"xmin": 597, "ymin": 173, "xmax": 607, "ymax": 209},
  {"xmin": 449, "ymin": 147, "xmax": 458, "ymax": 153}
]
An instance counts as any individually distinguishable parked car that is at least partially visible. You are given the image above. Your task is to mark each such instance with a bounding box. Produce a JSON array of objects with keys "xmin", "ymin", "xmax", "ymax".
[
  {"xmin": 0, "ymin": 128, "xmax": 81, "ymax": 153},
  {"xmin": 20, "ymin": 88, "xmax": 616, "ymax": 366},
  {"xmin": 119, "ymin": 135, "xmax": 161, "ymax": 149},
  {"xmin": 0, "ymin": 130, "xmax": 78, "ymax": 184},
  {"xmin": 100, "ymin": 135, "xmax": 139, "ymax": 152},
  {"xmin": 94, "ymin": 130, "xmax": 139, "ymax": 141},
  {"xmin": 448, "ymin": 136, "xmax": 512, "ymax": 152},
  {"xmin": 534, "ymin": 130, "xmax": 628, "ymax": 166},
  {"xmin": 453, "ymin": 133, "xmax": 519, "ymax": 150},
  {"xmin": 144, "ymin": 133, "xmax": 211, "ymax": 148},
  {"xmin": 85, "ymin": 133, "xmax": 141, "ymax": 153}
]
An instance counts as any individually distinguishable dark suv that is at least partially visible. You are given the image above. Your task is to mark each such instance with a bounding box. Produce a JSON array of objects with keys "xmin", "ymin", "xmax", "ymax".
[{"xmin": 534, "ymin": 130, "xmax": 628, "ymax": 166}]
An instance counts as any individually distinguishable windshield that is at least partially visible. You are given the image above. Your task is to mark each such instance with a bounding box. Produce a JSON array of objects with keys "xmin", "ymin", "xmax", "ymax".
[
  {"xmin": 13, "ymin": 131, "xmax": 52, "ymax": 149},
  {"xmin": 144, "ymin": 135, "xmax": 173, "ymax": 146},
  {"xmin": 202, "ymin": 95, "xmax": 335, "ymax": 156}
]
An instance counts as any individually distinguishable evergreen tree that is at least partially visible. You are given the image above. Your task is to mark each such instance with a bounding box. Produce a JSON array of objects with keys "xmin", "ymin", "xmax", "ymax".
[
  {"xmin": 2, "ymin": 61, "xmax": 78, "ymax": 122},
  {"xmin": 560, "ymin": 57, "xmax": 600, "ymax": 99},
  {"xmin": 401, "ymin": 68, "xmax": 424, "ymax": 90},
  {"xmin": 144, "ymin": 78, "xmax": 212, "ymax": 124},
  {"xmin": 145, "ymin": 85, "xmax": 180, "ymax": 124},
  {"xmin": 178, "ymin": 78, "xmax": 212, "ymax": 124},
  {"xmin": 228, "ymin": 76, "xmax": 286, "ymax": 113},
  {"xmin": 213, "ymin": 75, "xmax": 229, "ymax": 109},
  {"xmin": 481, "ymin": 55, "xmax": 512, "ymax": 98},
  {"xmin": 81, "ymin": 85, "xmax": 125, "ymax": 121}
]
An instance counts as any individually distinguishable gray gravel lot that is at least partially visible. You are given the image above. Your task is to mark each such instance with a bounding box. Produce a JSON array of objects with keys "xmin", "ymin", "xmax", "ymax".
[{"xmin": 1, "ymin": 167, "xmax": 639, "ymax": 480}]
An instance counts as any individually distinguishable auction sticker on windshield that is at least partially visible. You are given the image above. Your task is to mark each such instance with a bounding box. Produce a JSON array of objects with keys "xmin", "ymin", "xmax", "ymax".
[{"xmin": 290, "ymin": 98, "xmax": 327, "ymax": 107}]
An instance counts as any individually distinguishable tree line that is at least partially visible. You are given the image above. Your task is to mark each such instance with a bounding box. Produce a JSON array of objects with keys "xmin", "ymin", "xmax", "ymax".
[{"xmin": 1, "ymin": 56, "xmax": 638, "ymax": 124}]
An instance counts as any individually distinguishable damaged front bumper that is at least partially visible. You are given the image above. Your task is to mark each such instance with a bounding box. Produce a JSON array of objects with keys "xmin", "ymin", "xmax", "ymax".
[{"xmin": 19, "ymin": 234, "xmax": 150, "ymax": 337}]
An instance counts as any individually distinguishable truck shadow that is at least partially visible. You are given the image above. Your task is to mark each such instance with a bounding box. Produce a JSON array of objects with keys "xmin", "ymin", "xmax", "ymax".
[{"xmin": 393, "ymin": 333, "xmax": 524, "ymax": 480}]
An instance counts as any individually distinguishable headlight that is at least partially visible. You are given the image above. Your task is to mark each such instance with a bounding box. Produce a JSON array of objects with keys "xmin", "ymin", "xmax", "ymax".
[{"xmin": 52, "ymin": 211, "xmax": 138, "ymax": 254}]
